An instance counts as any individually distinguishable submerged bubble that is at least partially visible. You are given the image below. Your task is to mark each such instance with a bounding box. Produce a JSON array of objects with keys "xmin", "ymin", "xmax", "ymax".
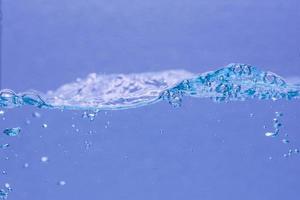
[
  {"xmin": 23, "ymin": 163, "xmax": 29, "ymax": 168},
  {"xmin": 0, "ymin": 110, "xmax": 4, "ymax": 115},
  {"xmin": 42, "ymin": 123, "xmax": 48, "ymax": 128},
  {"xmin": 41, "ymin": 156, "xmax": 49, "ymax": 163},
  {"xmin": 57, "ymin": 181, "xmax": 66, "ymax": 186},
  {"xmin": 32, "ymin": 111, "xmax": 41, "ymax": 118},
  {"xmin": 4, "ymin": 184, "xmax": 11, "ymax": 192},
  {"xmin": 275, "ymin": 112, "xmax": 283, "ymax": 117},
  {"xmin": 0, "ymin": 144, "xmax": 10, "ymax": 149},
  {"xmin": 3, "ymin": 127, "xmax": 21, "ymax": 137},
  {"xmin": 265, "ymin": 132, "xmax": 277, "ymax": 137},
  {"xmin": 0, "ymin": 189, "xmax": 8, "ymax": 200},
  {"xmin": 282, "ymin": 139, "xmax": 290, "ymax": 144}
]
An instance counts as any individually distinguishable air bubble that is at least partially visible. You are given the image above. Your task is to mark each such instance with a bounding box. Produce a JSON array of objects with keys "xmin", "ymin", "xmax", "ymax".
[
  {"xmin": 0, "ymin": 144, "xmax": 9, "ymax": 149},
  {"xmin": 42, "ymin": 123, "xmax": 48, "ymax": 128},
  {"xmin": 32, "ymin": 111, "xmax": 41, "ymax": 118},
  {"xmin": 282, "ymin": 139, "xmax": 290, "ymax": 144},
  {"xmin": 23, "ymin": 163, "xmax": 29, "ymax": 168},
  {"xmin": 57, "ymin": 181, "xmax": 66, "ymax": 186},
  {"xmin": 265, "ymin": 132, "xmax": 277, "ymax": 137},
  {"xmin": 3, "ymin": 127, "xmax": 21, "ymax": 137},
  {"xmin": 41, "ymin": 156, "xmax": 49, "ymax": 163}
]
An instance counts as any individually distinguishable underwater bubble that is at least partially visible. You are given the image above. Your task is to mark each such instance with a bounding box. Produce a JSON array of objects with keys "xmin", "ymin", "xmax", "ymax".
[
  {"xmin": 275, "ymin": 112, "xmax": 283, "ymax": 117},
  {"xmin": 57, "ymin": 181, "xmax": 66, "ymax": 186},
  {"xmin": 23, "ymin": 163, "xmax": 29, "ymax": 168},
  {"xmin": 0, "ymin": 189, "xmax": 8, "ymax": 200},
  {"xmin": 268, "ymin": 156, "xmax": 273, "ymax": 160},
  {"xmin": 42, "ymin": 123, "xmax": 48, "ymax": 128},
  {"xmin": 265, "ymin": 132, "xmax": 277, "ymax": 137},
  {"xmin": 294, "ymin": 149, "xmax": 299, "ymax": 154},
  {"xmin": 4, "ymin": 184, "xmax": 11, "ymax": 192},
  {"xmin": 41, "ymin": 156, "xmax": 49, "ymax": 163},
  {"xmin": 25, "ymin": 119, "xmax": 31, "ymax": 125},
  {"xmin": 273, "ymin": 123, "xmax": 282, "ymax": 129},
  {"xmin": 0, "ymin": 110, "xmax": 4, "ymax": 115},
  {"xmin": 282, "ymin": 139, "xmax": 290, "ymax": 144},
  {"xmin": 71, "ymin": 124, "xmax": 76, "ymax": 128},
  {"xmin": 0, "ymin": 144, "xmax": 9, "ymax": 149},
  {"xmin": 32, "ymin": 111, "xmax": 41, "ymax": 118},
  {"xmin": 3, "ymin": 127, "xmax": 21, "ymax": 137}
]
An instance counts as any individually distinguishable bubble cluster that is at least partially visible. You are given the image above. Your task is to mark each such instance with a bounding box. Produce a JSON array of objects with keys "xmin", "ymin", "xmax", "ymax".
[
  {"xmin": 3, "ymin": 127, "xmax": 21, "ymax": 137},
  {"xmin": 1, "ymin": 64, "xmax": 299, "ymax": 110}
]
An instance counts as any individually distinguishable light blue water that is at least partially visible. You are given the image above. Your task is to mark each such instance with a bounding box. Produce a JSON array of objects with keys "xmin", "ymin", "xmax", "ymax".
[{"xmin": 0, "ymin": 64, "xmax": 299, "ymax": 111}]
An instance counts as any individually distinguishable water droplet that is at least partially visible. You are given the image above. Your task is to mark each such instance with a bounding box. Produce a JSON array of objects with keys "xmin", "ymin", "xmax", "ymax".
[
  {"xmin": 3, "ymin": 127, "xmax": 21, "ymax": 137},
  {"xmin": 41, "ymin": 156, "xmax": 49, "ymax": 163},
  {"xmin": 57, "ymin": 180, "xmax": 66, "ymax": 186},
  {"xmin": 42, "ymin": 123, "xmax": 48, "ymax": 128}
]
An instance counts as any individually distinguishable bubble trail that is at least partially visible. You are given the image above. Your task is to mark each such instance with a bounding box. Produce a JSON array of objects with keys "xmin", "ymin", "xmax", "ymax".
[{"xmin": 0, "ymin": 63, "xmax": 299, "ymax": 111}]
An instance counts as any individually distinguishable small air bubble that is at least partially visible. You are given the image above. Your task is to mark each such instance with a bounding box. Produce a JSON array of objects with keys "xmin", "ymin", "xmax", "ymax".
[
  {"xmin": 275, "ymin": 112, "xmax": 283, "ymax": 117},
  {"xmin": 0, "ymin": 110, "xmax": 4, "ymax": 115},
  {"xmin": 32, "ymin": 112, "xmax": 41, "ymax": 118},
  {"xmin": 4, "ymin": 183, "xmax": 12, "ymax": 192},
  {"xmin": 57, "ymin": 181, "xmax": 66, "ymax": 186},
  {"xmin": 23, "ymin": 163, "xmax": 29, "ymax": 168},
  {"xmin": 282, "ymin": 139, "xmax": 289, "ymax": 144},
  {"xmin": 41, "ymin": 156, "xmax": 49, "ymax": 163},
  {"xmin": 0, "ymin": 144, "xmax": 9, "ymax": 149},
  {"xmin": 265, "ymin": 132, "xmax": 277, "ymax": 137},
  {"xmin": 42, "ymin": 124, "xmax": 48, "ymax": 128}
]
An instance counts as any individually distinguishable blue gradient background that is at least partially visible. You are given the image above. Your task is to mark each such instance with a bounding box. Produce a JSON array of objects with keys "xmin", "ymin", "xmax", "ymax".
[{"xmin": 1, "ymin": 0, "xmax": 300, "ymax": 199}]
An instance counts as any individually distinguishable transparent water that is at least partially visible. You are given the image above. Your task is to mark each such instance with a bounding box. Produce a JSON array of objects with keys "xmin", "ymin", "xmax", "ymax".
[{"xmin": 1, "ymin": 1, "xmax": 300, "ymax": 200}]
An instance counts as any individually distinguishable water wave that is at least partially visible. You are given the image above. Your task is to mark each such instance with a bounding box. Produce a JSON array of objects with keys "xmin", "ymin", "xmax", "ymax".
[{"xmin": 1, "ymin": 64, "xmax": 299, "ymax": 110}]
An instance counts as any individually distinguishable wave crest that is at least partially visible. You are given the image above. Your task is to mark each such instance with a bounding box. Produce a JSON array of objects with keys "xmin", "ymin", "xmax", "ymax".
[{"xmin": 1, "ymin": 64, "xmax": 299, "ymax": 110}]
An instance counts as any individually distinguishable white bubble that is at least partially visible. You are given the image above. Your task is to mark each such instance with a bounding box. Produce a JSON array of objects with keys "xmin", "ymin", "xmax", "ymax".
[
  {"xmin": 42, "ymin": 124, "xmax": 48, "ymax": 128},
  {"xmin": 41, "ymin": 156, "xmax": 49, "ymax": 162},
  {"xmin": 57, "ymin": 181, "xmax": 66, "ymax": 186},
  {"xmin": 265, "ymin": 132, "xmax": 276, "ymax": 137}
]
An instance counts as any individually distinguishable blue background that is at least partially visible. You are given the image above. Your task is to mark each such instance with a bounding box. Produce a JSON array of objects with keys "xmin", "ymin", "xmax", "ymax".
[{"xmin": 1, "ymin": 0, "xmax": 300, "ymax": 199}]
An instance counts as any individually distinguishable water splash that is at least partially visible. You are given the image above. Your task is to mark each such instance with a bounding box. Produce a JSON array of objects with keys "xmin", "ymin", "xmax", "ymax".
[{"xmin": 0, "ymin": 64, "xmax": 299, "ymax": 111}]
